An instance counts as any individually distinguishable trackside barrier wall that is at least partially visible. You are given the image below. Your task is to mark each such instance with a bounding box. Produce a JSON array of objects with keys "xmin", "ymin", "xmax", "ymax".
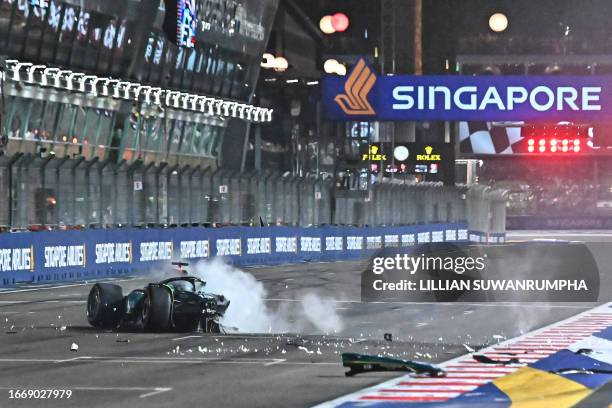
[
  {"xmin": 0, "ymin": 153, "xmax": 506, "ymax": 234},
  {"xmin": 507, "ymin": 215, "xmax": 612, "ymax": 230},
  {"xmin": 467, "ymin": 185, "xmax": 507, "ymax": 243},
  {"xmin": 0, "ymin": 223, "xmax": 480, "ymax": 287}
]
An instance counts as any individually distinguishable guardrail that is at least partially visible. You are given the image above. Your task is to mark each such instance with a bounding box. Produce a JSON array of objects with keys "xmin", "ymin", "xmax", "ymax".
[{"xmin": 0, "ymin": 222, "xmax": 494, "ymax": 287}]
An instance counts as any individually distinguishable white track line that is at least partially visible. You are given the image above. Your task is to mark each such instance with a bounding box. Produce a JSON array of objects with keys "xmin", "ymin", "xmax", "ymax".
[
  {"xmin": 0, "ymin": 278, "xmax": 139, "ymax": 294},
  {"xmin": 0, "ymin": 356, "xmax": 336, "ymax": 366}
]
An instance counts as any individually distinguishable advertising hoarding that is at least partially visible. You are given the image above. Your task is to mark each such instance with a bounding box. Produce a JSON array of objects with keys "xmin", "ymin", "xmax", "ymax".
[{"xmin": 324, "ymin": 59, "xmax": 612, "ymax": 122}]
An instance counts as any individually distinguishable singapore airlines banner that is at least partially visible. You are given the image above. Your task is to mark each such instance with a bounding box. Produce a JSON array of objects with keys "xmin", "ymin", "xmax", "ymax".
[
  {"xmin": 0, "ymin": 223, "xmax": 491, "ymax": 288},
  {"xmin": 323, "ymin": 58, "xmax": 612, "ymax": 122}
]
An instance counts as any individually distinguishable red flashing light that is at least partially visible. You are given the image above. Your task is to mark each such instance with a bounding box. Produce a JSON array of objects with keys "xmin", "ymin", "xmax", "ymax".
[{"xmin": 523, "ymin": 124, "xmax": 589, "ymax": 155}]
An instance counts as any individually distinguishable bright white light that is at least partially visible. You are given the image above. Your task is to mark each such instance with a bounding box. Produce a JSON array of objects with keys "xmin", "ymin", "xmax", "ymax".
[
  {"xmin": 229, "ymin": 102, "xmax": 239, "ymax": 115},
  {"xmin": 189, "ymin": 95, "xmax": 199, "ymax": 110},
  {"xmin": 165, "ymin": 90, "xmax": 177, "ymax": 107},
  {"xmin": 324, "ymin": 59, "xmax": 339, "ymax": 74},
  {"xmin": 42, "ymin": 67, "xmax": 59, "ymax": 86},
  {"xmin": 197, "ymin": 96, "xmax": 207, "ymax": 111},
  {"xmin": 26, "ymin": 65, "xmax": 45, "ymax": 83},
  {"xmin": 82, "ymin": 75, "xmax": 97, "ymax": 93},
  {"xmin": 286, "ymin": 79, "xmax": 299, "ymax": 83},
  {"xmin": 118, "ymin": 81, "xmax": 132, "ymax": 99},
  {"xmin": 274, "ymin": 57, "xmax": 288, "ymax": 72},
  {"xmin": 67, "ymin": 72, "xmax": 84, "ymax": 91},
  {"xmin": 12, "ymin": 62, "xmax": 32, "ymax": 81},
  {"xmin": 261, "ymin": 54, "xmax": 289, "ymax": 71},
  {"xmin": 324, "ymin": 59, "xmax": 346, "ymax": 76},
  {"xmin": 261, "ymin": 53, "xmax": 275, "ymax": 68},
  {"xmin": 4, "ymin": 59, "xmax": 273, "ymax": 122},
  {"xmin": 306, "ymin": 81, "xmax": 319, "ymax": 86},
  {"xmin": 237, "ymin": 104, "xmax": 246, "ymax": 119},
  {"xmin": 207, "ymin": 100, "xmax": 215, "ymax": 115},
  {"xmin": 319, "ymin": 15, "xmax": 335, "ymax": 34},
  {"xmin": 108, "ymin": 79, "xmax": 120, "ymax": 97},
  {"xmin": 151, "ymin": 87, "xmax": 162, "ymax": 105},
  {"xmin": 215, "ymin": 100, "xmax": 223, "ymax": 115},
  {"xmin": 90, "ymin": 77, "xmax": 103, "ymax": 95},
  {"xmin": 393, "ymin": 145, "xmax": 410, "ymax": 162},
  {"xmin": 137, "ymin": 85, "xmax": 150, "ymax": 101},
  {"xmin": 222, "ymin": 102, "xmax": 231, "ymax": 116},
  {"xmin": 489, "ymin": 13, "xmax": 508, "ymax": 32},
  {"xmin": 180, "ymin": 93, "xmax": 190, "ymax": 109}
]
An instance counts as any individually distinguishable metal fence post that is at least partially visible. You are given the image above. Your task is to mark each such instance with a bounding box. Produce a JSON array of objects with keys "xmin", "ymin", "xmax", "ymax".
[
  {"xmin": 86, "ymin": 158, "xmax": 102, "ymax": 228},
  {"xmin": 201, "ymin": 166, "xmax": 213, "ymax": 226},
  {"xmin": 166, "ymin": 164, "xmax": 180, "ymax": 226},
  {"xmin": 178, "ymin": 165, "xmax": 192, "ymax": 226},
  {"xmin": 128, "ymin": 161, "xmax": 145, "ymax": 228},
  {"xmin": 190, "ymin": 166, "xmax": 203, "ymax": 226}
]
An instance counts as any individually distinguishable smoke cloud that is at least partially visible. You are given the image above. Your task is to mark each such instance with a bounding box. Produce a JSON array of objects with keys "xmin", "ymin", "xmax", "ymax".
[{"xmin": 187, "ymin": 258, "xmax": 344, "ymax": 334}]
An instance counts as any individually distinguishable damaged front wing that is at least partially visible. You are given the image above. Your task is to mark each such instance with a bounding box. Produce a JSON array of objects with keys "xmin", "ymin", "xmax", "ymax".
[{"xmin": 341, "ymin": 352, "xmax": 446, "ymax": 377}]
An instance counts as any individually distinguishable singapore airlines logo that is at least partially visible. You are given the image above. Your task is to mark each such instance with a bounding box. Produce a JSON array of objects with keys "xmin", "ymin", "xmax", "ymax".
[{"xmin": 334, "ymin": 58, "xmax": 377, "ymax": 116}]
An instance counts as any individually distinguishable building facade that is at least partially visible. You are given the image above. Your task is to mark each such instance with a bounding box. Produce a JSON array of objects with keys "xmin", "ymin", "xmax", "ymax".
[
  {"xmin": 0, "ymin": 0, "xmax": 278, "ymax": 230},
  {"xmin": 0, "ymin": 0, "xmax": 277, "ymax": 165}
]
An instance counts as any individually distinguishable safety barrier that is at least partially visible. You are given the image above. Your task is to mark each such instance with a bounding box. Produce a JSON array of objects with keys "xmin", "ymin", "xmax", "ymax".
[
  {"xmin": 467, "ymin": 184, "xmax": 508, "ymax": 241},
  {"xmin": 0, "ymin": 153, "xmax": 507, "ymax": 236},
  {"xmin": 0, "ymin": 222, "xmax": 480, "ymax": 287}
]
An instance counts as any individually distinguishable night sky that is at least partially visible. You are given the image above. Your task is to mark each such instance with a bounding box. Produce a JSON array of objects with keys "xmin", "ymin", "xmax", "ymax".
[{"xmin": 297, "ymin": 0, "xmax": 612, "ymax": 73}]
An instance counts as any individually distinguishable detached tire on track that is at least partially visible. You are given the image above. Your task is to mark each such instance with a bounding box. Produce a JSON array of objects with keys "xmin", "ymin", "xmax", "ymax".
[
  {"xmin": 87, "ymin": 283, "xmax": 124, "ymax": 329},
  {"xmin": 141, "ymin": 286, "xmax": 172, "ymax": 331}
]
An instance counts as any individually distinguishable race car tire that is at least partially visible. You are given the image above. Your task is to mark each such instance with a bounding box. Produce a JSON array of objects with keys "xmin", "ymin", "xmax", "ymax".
[
  {"xmin": 141, "ymin": 286, "xmax": 172, "ymax": 331},
  {"xmin": 87, "ymin": 283, "xmax": 124, "ymax": 329}
]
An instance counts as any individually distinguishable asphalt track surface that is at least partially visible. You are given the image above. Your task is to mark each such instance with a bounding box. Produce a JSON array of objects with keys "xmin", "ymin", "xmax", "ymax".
[{"xmin": 0, "ymin": 230, "xmax": 609, "ymax": 408}]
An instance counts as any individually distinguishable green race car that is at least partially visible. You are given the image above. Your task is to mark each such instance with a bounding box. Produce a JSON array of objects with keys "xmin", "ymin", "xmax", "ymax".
[{"xmin": 86, "ymin": 263, "xmax": 230, "ymax": 333}]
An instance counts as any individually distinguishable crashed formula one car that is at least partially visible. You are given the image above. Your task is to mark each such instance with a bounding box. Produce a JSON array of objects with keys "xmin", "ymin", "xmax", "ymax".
[{"xmin": 86, "ymin": 263, "xmax": 229, "ymax": 333}]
